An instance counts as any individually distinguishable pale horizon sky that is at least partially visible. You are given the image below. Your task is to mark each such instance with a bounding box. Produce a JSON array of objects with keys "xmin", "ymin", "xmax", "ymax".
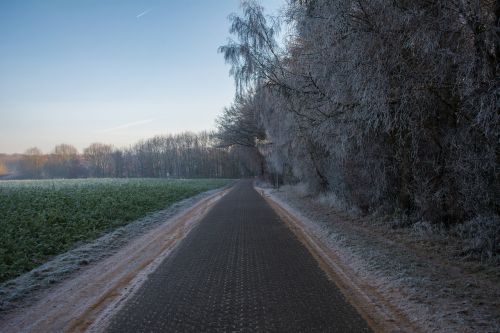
[{"xmin": 0, "ymin": 0, "xmax": 283, "ymax": 154}]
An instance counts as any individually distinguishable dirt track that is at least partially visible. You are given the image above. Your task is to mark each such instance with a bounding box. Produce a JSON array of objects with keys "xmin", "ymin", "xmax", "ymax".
[{"xmin": 105, "ymin": 180, "xmax": 371, "ymax": 332}]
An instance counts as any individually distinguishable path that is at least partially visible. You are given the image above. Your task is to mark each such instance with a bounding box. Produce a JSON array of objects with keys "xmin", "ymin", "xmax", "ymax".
[{"xmin": 106, "ymin": 180, "xmax": 371, "ymax": 332}]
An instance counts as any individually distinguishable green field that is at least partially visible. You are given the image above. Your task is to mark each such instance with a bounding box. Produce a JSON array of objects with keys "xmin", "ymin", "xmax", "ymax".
[{"xmin": 0, "ymin": 178, "xmax": 231, "ymax": 282}]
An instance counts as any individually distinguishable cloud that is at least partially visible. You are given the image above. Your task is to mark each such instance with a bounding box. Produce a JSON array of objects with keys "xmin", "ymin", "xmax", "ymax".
[
  {"xmin": 136, "ymin": 9, "xmax": 152, "ymax": 18},
  {"xmin": 98, "ymin": 119, "xmax": 154, "ymax": 133}
]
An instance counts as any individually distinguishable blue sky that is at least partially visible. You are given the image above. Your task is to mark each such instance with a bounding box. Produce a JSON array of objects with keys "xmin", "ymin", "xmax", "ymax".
[{"xmin": 0, "ymin": 0, "xmax": 283, "ymax": 154}]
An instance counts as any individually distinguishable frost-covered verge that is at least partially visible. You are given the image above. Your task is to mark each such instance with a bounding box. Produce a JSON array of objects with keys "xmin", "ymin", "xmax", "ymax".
[
  {"xmin": 0, "ymin": 186, "xmax": 230, "ymax": 314},
  {"xmin": 314, "ymin": 190, "xmax": 500, "ymax": 267},
  {"xmin": 267, "ymin": 183, "xmax": 500, "ymax": 333}
]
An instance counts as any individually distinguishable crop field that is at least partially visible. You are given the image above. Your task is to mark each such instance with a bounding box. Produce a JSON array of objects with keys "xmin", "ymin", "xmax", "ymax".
[{"xmin": 0, "ymin": 178, "xmax": 231, "ymax": 283}]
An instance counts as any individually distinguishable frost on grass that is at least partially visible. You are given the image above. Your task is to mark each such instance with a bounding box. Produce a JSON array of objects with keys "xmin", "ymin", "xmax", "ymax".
[
  {"xmin": 0, "ymin": 188, "xmax": 224, "ymax": 313},
  {"xmin": 451, "ymin": 215, "xmax": 500, "ymax": 264},
  {"xmin": 0, "ymin": 178, "xmax": 231, "ymax": 282},
  {"xmin": 266, "ymin": 184, "xmax": 500, "ymax": 333}
]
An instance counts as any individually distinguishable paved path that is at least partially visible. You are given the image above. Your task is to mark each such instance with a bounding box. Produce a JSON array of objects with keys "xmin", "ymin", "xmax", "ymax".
[{"xmin": 106, "ymin": 180, "xmax": 371, "ymax": 332}]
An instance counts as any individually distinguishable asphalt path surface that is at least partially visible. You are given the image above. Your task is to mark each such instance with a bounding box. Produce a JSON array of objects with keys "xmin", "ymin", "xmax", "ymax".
[{"xmin": 106, "ymin": 180, "xmax": 371, "ymax": 332}]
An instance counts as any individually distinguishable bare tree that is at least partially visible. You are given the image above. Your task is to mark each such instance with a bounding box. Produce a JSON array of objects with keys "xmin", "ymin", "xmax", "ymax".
[
  {"xmin": 84, "ymin": 143, "xmax": 114, "ymax": 177},
  {"xmin": 46, "ymin": 144, "xmax": 80, "ymax": 178},
  {"xmin": 19, "ymin": 147, "xmax": 45, "ymax": 178},
  {"xmin": 0, "ymin": 160, "xmax": 8, "ymax": 176}
]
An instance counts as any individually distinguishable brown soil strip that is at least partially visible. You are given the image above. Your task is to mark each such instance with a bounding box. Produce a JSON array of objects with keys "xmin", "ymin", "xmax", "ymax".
[
  {"xmin": 0, "ymin": 187, "xmax": 231, "ymax": 333},
  {"xmin": 259, "ymin": 188, "xmax": 421, "ymax": 333}
]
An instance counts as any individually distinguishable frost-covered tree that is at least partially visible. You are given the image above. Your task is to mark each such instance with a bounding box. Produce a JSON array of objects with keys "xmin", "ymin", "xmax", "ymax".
[
  {"xmin": 221, "ymin": 0, "xmax": 499, "ymax": 224},
  {"xmin": 217, "ymin": 92, "xmax": 266, "ymax": 148}
]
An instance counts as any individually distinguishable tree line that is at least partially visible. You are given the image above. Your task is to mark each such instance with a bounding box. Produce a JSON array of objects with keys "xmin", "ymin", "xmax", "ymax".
[
  {"xmin": 14, "ymin": 132, "xmax": 260, "ymax": 179},
  {"xmin": 217, "ymin": 0, "xmax": 499, "ymax": 225}
]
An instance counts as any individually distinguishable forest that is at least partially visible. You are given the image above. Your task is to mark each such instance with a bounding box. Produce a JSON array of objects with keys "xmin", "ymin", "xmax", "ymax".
[
  {"xmin": 217, "ymin": 0, "xmax": 498, "ymax": 228},
  {"xmin": 0, "ymin": 132, "xmax": 260, "ymax": 179}
]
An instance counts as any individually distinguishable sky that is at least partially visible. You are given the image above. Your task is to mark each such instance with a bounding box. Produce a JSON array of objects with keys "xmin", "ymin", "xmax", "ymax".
[{"xmin": 0, "ymin": 0, "xmax": 283, "ymax": 154}]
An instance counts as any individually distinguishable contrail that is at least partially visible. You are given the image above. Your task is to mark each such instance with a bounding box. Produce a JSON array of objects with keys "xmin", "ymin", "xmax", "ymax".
[
  {"xmin": 136, "ymin": 9, "xmax": 151, "ymax": 18},
  {"xmin": 98, "ymin": 119, "xmax": 154, "ymax": 133}
]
